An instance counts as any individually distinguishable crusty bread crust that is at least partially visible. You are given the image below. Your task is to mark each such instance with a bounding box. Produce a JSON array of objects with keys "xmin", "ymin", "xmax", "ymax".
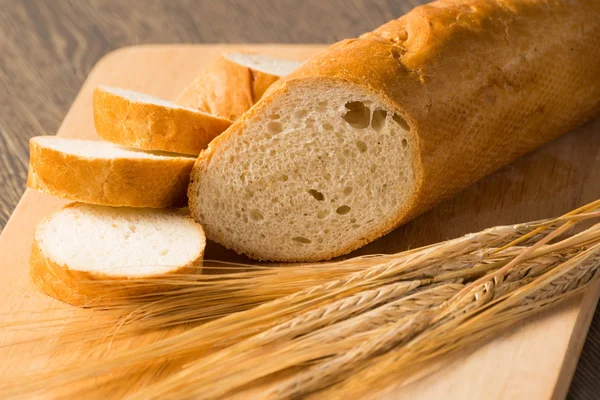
[
  {"xmin": 190, "ymin": 0, "xmax": 600, "ymax": 261},
  {"xmin": 175, "ymin": 54, "xmax": 282, "ymax": 120},
  {"xmin": 27, "ymin": 137, "xmax": 195, "ymax": 208},
  {"xmin": 29, "ymin": 204, "xmax": 205, "ymax": 306},
  {"xmin": 94, "ymin": 87, "xmax": 232, "ymax": 155}
]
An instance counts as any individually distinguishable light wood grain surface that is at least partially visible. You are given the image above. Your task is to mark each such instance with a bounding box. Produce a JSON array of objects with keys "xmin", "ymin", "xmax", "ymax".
[{"xmin": 0, "ymin": 1, "xmax": 598, "ymax": 399}]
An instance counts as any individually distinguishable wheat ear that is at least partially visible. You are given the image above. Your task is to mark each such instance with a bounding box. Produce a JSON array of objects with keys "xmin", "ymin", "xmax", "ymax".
[
  {"xmin": 268, "ymin": 249, "xmax": 576, "ymax": 398},
  {"xmin": 324, "ymin": 244, "xmax": 600, "ymax": 399}
]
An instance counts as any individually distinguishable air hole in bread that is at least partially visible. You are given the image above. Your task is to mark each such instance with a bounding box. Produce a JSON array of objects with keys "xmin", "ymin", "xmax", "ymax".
[
  {"xmin": 293, "ymin": 236, "xmax": 312, "ymax": 244},
  {"xmin": 250, "ymin": 209, "xmax": 264, "ymax": 221},
  {"xmin": 244, "ymin": 189, "xmax": 254, "ymax": 199},
  {"xmin": 306, "ymin": 118, "xmax": 316, "ymax": 127},
  {"xmin": 280, "ymin": 175, "xmax": 289, "ymax": 182},
  {"xmin": 270, "ymin": 113, "xmax": 281, "ymax": 120},
  {"xmin": 343, "ymin": 186, "xmax": 353, "ymax": 196},
  {"xmin": 355, "ymin": 140, "xmax": 367, "ymax": 153},
  {"xmin": 229, "ymin": 155, "xmax": 235, "ymax": 164},
  {"xmin": 324, "ymin": 229, "xmax": 330, "ymax": 234},
  {"xmin": 323, "ymin": 172, "xmax": 332, "ymax": 181},
  {"xmin": 390, "ymin": 46, "xmax": 403, "ymax": 62},
  {"xmin": 308, "ymin": 189, "xmax": 325, "ymax": 201},
  {"xmin": 160, "ymin": 249, "xmax": 169, "ymax": 256},
  {"xmin": 336, "ymin": 205, "xmax": 351, "ymax": 215},
  {"xmin": 392, "ymin": 114, "xmax": 410, "ymax": 131},
  {"xmin": 317, "ymin": 210, "xmax": 329, "ymax": 219},
  {"xmin": 128, "ymin": 224, "xmax": 136, "ymax": 233},
  {"xmin": 343, "ymin": 101, "xmax": 371, "ymax": 129},
  {"xmin": 267, "ymin": 121, "xmax": 283, "ymax": 135},
  {"xmin": 371, "ymin": 110, "xmax": 387, "ymax": 132},
  {"xmin": 323, "ymin": 123, "xmax": 334, "ymax": 131},
  {"xmin": 370, "ymin": 165, "xmax": 377, "ymax": 173},
  {"xmin": 402, "ymin": 139, "xmax": 408, "ymax": 148}
]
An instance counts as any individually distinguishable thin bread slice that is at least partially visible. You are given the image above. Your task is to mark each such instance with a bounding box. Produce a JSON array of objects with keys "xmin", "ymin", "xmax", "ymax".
[
  {"xmin": 176, "ymin": 53, "xmax": 301, "ymax": 120},
  {"xmin": 28, "ymin": 136, "xmax": 195, "ymax": 208},
  {"xmin": 94, "ymin": 86, "xmax": 232, "ymax": 155},
  {"xmin": 30, "ymin": 203, "xmax": 206, "ymax": 306},
  {"xmin": 188, "ymin": 0, "xmax": 600, "ymax": 262}
]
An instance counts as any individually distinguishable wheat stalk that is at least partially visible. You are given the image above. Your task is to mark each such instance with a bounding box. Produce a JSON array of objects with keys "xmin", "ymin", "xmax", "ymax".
[
  {"xmin": 267, "ymin": 250, "xmax": 576, "ymax": 398},
  {"xmin": 321, "ymin": 244, "xmax": 600, "ymax": 400},
  {"xmin": 133, "ymin": 283, "xmax": 463, "ymax": 400},
  {"xmin": 132, "ymin": 226, "xmax": 600, "ymax": 400}
]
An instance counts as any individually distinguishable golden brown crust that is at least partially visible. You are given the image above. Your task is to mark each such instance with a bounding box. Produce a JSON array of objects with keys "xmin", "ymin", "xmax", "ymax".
[
  {"xmin": 190, "ymin": 0, "xmax": 600, "ymax": 261},
  {"xmin": 27, "ymin": 137, "xmax": 195, "ymax": 208},
  {"xmin": 29, "ymin": 205, "xmax": 205, "ymax": 307},
  {"xmin": 93, "ymin": 87, "xmax": 232, "ymax": 155},
  {"xmin": 175, "ymin": 54, "xmax": 281, "ymax": 120}
]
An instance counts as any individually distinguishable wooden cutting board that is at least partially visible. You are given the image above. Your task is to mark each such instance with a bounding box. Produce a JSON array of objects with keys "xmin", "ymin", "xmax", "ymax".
[{"xmin": 0, "ymin": 44, "xmax": 599, "ymax": 399}]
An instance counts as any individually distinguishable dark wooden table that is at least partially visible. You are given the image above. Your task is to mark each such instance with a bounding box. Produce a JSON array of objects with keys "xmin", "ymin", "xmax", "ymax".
[{"xmin": 0, "ymin": 1, "xmax": 597, "ymax": 398}]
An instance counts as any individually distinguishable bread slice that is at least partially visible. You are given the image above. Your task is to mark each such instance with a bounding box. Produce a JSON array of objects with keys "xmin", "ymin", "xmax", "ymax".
[
  {"xmin": 30, "ymin": 203, "xmax": 206, "ymax": 305},
  {"xmin": 176, "ymin": 53, "xmax": 301, "ymax": 120},
  {"xmin": 188, "ymin": 0, "xmax": 600, "ymax": 262},
  {"xmin": 28, "ymin": 136, "xmax": 195, "ymax": 208},
  {"xmin": 94, "ymin": 86, "xmax": 232, "ymax": 155}
]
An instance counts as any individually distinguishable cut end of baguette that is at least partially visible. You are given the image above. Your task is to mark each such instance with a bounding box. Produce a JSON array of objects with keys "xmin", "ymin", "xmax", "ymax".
[
  {"xmin": 94, "ymin": 86, "xmax": 232, "ymax": 155},
  {"xmin": 223, "ymin": 53, "xmax": 301, "ymax": 77},
  {"xmin": 30, "ymin": 203, "xmax": 206, "ymax": 305},
  {"xmin": 28, "ymin": 136, "xmax": 195, "ymax": 208},
  {"xmin": 189, "ymin": 80, "xmax": 415, "ymax": 261}
]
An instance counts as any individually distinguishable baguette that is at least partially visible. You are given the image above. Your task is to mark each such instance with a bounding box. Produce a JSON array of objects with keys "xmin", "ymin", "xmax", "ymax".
[
  {"xmin": 30, "ymin": 203, "xmax": 206, "ymax": 306},
  {"xmin": 28, "ymin": 136, "xmax": 195, "ymax": 208},
  {"xmin": 176, "ymin": 53, "xmax": 301, "ymax": 120},
  {"xmin": 94, "ymin": 86, "xmax": 232, "ymax": 155},
  {"xmin": 188, "ymin": 0, "xmax": 600, "ymax": 261}
]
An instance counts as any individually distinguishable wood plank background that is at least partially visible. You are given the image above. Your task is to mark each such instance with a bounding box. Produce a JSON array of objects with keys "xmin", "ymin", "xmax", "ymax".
[{"xmin": 0, "ymin": 1, "xmax": 597, "ymax": 398}]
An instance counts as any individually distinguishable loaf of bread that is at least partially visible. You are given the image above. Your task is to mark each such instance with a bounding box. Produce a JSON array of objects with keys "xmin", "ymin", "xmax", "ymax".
[
  {"xmin": 94, "ymin": 86, "xmax": 232, "ymax": 155},
  {"xmin": 28, "ymin": 136, "xmax": 195, "ymax": 208},
  {"xmin": 176, "ymin": 53, "xmax": 301, "ymax": 120},
  {"xmin": 188, "ymin": 0, "xmax": 600, "ymax": 261},
  {"xmin": 30, "ymin": 203, "xmax": 206, "ymax": 306}
]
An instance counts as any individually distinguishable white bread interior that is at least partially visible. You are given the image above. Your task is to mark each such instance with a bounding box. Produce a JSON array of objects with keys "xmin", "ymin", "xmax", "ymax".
[
  {"xmin": 189, "ymin": 81, "xmax": 414, "ymax": 261},
  {"xmin": 30, "ymin": 203, "xmax": 206, "ymax": 305}
]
